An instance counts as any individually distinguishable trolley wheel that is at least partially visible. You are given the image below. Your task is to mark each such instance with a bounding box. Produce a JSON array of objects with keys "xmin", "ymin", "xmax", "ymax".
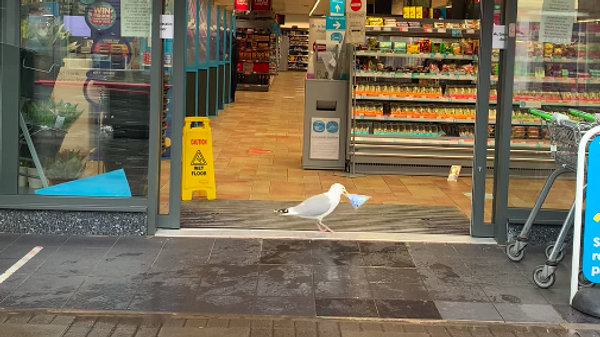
[
  {"xmin": 579, "ymin": 270, "xmax": 595, "ymax": 288},
  {"xmin": 533, "ymin": 265, "xmax": 556, "ymax": 289},
  {"xmin": 545, "ymin": 244, "xmax": 566, "ymax": 263},
  {"xmin": 506, "ymin": 242, "xmax": 525, "ymax": 262}
]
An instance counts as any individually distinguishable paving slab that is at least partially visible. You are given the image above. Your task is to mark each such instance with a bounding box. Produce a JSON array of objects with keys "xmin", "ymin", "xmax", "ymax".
[
  {"xmin": 158, "ymin": 327, "xmax": 251, "ymax": 337},
  {"xmin": 435, "ymin": 301, "xmax": 503, "ymax": 322},
  {"xmin": 0, "ymin": 323, "xmax": 68, "ymax": 337}
]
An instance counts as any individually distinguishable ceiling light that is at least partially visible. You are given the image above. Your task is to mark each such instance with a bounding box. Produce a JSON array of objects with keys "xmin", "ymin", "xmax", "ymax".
[{"xmin": 309, "ymin": 0, "xmax": 320, "ymax": 16}]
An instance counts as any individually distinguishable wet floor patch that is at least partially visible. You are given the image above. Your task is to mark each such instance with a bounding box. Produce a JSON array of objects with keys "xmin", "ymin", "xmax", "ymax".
[{"xmin": 0, "ymin": 234, "xmax": 589, "ymax": 323}]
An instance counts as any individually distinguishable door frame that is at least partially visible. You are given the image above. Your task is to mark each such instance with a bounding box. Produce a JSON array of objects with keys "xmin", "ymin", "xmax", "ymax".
[
  {"xmin": 156, "ymin": 0, "xmax": 186, "ymax": 229},
  {"xmin": 470, "ymin": 0, "xmax": 496, "ymax": 238}
]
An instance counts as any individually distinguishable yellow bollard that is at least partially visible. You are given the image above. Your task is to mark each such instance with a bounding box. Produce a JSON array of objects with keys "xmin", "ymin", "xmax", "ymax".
[{"xmin": 181, "ymin": 117, "xmax": 216, "ymax": 201}]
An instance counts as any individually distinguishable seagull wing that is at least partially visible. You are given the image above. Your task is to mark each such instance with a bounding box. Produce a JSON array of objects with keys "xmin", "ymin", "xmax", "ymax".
[{"xmin": 286, "ymin": 193, "xmax": 334, "ymax": 219}]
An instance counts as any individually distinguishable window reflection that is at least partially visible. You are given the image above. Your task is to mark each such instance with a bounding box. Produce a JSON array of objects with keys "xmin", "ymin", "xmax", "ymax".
[{"xmin": 18, "ymin": 0, "xmax": 153, "ymax": 197}]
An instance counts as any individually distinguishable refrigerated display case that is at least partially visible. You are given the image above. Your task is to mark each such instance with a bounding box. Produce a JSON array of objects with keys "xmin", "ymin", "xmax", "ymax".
[{"xmin": 349, "ymin": 16, "xmax": 600, "ymax": 176}]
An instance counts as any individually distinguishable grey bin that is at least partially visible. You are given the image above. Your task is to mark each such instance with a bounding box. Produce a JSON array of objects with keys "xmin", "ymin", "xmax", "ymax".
[{"xmin": 302, "ymin": 79, "xmax": 348, "ymax": 170}]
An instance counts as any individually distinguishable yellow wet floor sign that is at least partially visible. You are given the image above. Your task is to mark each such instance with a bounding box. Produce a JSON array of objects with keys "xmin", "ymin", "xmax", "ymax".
[{"xmin": 181, "ymin": 117, "xmax": 216, "ymax": 200}]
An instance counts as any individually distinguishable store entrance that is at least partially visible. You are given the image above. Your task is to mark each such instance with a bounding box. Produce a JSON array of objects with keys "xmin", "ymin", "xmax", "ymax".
[
  {"xmin": 179, "ymin": 70, "xmax": 472, "ymax": 236},
  {"xmin": 174, "ymin": 4, "xmax": 506, "ymax": 239}
]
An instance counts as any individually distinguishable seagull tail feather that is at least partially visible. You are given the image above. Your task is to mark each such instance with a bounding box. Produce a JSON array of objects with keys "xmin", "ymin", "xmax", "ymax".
[{"xmin": 275, "ymin": 208, "xmax": 296, "ymax": 215}]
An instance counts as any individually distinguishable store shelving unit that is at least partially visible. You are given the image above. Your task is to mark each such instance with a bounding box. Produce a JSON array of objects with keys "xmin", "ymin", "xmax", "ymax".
[
  {"xmin": 236, "ymin": 27, "xmax": 273, "ymax": 92},
  {"xmin": 283, "ymin": 28, "xmax": 309, "ymax": 71},
  {"xmin": 270, "ymin": 29, "xmax": 281, "ymax": 75},
  {"xmin": 350, "ymin": 17, "xmax": 600, "ymax": 176}
]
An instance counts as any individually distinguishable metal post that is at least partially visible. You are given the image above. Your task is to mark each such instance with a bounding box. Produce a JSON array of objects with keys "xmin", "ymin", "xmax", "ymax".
[
  {"xmin": 0, "ymin": 0, "xmax": 21, "ymax": 194},
  {"xmin": 470, "ymin": 0, "xmax": 494, "ymax": 237},
  {"xmin": 147, "ymin": 0, "xmax": 165, "ymax": 234},
  {"xmin": 492, "ymin": 0, "xmax": 518, "ymax": 244},
  {"xmin": 335, "ymin": 47, "xmax": 364, "ymax": 178},
  {"xmin": 19, "ymin": 113, "xmax": 48, "ymax": 188},
  {"xmin": 165, "ymin": 0, "xmax": 186, "ymax": 228}
]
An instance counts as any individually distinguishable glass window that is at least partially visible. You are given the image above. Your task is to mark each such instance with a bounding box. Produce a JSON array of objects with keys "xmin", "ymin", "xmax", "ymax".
[
  {"xmin": 219, "ymin": 9, "xmax": 225, "ymax": 62},
  {"xmin": 225, "ymin": 14, "xmax": 231, "ymax": 62},
  {"xmin": 507, "ymin": 0, "xmax": 588, "ymax": 211},
  {"xmin": 198, "ymin": 0, "xmax": 207, "ymax": 64},
  {"xmin": 187, "ymin": 0, "xmax": 197, "ymax": 66},
  {"xmin": 18, "ymin": 0, "xmax": 153, "ymax": 198},
  {"xmin": 210, "ymin": 3, "xmax": 217, "ymax": 61}
]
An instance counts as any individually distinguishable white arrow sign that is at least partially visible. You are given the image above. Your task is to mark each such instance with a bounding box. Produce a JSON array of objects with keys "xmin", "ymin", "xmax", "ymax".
[
  {"xmin": 333, "ymin": 21, "xmax": 341, "ymax": 29},
  {"xmin": 329, "ymin": 0, "xmax": 344, "ymax": 16}
]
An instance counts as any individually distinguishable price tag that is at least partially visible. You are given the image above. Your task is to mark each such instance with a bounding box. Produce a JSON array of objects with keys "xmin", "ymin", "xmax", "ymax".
[
  {"xmin": 399, "ymin": 27, "xmax": 408, "ymax": 32},
  {"xmin": 466, "ymin": 29, "xmax": 475, "ymax": 34},
  {"xmin": 437, "ymin": 28, "xmax": 447, "ymax": 33},
  {"xmin": 424, "ymin": 28, "xmax": 433, "ymax": 33},
  {"xmin": 383, "ymin": 27, "xmax": 392, "ymax": 31},
  {"xmin": 372, "ymin": 27, "xmax": 381, "ymax": 31}
]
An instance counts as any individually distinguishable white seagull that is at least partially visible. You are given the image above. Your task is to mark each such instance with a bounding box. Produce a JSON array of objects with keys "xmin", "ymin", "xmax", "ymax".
[{"xmin": 274, "ymin": 183, "xmax": 348, "ymax": 232}]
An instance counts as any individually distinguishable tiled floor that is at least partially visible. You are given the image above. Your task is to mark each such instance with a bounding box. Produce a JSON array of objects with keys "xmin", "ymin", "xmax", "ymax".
[
  {"xmin": 160, "ymin": 72, "xmax": 576, "ymax": 222},
  {"xmin": 0, "ymin": 234, "xmax": 597, "ymax": 324}
]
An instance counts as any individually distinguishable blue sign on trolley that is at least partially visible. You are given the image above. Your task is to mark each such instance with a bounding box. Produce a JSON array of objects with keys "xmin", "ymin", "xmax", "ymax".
[
  {"xmin": 583, "ymin": 137, "xmax": 600, "ymax": 283},
  {"xmin": 329, "ymin": 0, "xmax": 344, "ymax": 16}
]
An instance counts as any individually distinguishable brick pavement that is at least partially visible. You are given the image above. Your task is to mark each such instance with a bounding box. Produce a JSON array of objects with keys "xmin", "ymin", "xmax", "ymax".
[{"xmin": 0, "ymin": 310, "xmax": 596, "ymax": 337}]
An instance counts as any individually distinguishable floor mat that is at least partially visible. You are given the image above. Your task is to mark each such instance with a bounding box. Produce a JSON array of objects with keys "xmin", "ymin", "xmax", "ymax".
[{"xmin": 181, "ymin": 200, "xmax": 470, "ymax": 235}]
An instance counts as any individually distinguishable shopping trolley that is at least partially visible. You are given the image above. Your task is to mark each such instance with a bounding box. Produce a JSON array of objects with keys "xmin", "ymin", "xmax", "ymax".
[{"xmin": 505, "ymin": 109, "xmax": 598, "ymax": 289}]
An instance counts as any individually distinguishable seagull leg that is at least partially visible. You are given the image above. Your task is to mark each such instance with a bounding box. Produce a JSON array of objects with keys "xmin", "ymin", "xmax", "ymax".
[
  {"xmin": 318, "ymin": 220, "xmax": 334, "ymax": 233},
  {"xmin": 315, "ymin": 221, "xmax": 327, "ymax": 232}
]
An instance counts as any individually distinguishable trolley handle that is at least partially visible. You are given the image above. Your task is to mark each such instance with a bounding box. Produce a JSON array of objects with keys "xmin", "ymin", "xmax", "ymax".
[
  {"xmin": 568, "ymin": 109, "xmax": 595, "ymax": 122},
  {"xmin": 553, "ymin": 112, "xmax": 581, "ymax": 127},
  {"xmin": 528, "ymin": 109, "xmax": 553, "ymax": 120}
]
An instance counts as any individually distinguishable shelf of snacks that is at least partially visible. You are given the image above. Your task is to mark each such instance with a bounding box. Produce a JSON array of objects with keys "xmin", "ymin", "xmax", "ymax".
[
  {"xmin": 356, "ymin": 70, "xmax": 478, "ymax": 80},
  {"xmin": 356, "ymin": 50, "xmax": 480, "ymax": 60},
  {"xmin": 353, "ymin": 84, "xmax": 600, "ymax": 107},
  {"xmin": 353, "ymin": 105, "xmax": 544, "ymax": 126},
  {"xmin": 283, "ymin": 28, "xmax": 310, "ymax": 71},
  {"xmin": 511, "ymin": 21, "xmax": 600, "ymax": 104},
  {"xmin": 365, "ymin": 16, "xmax": 480, "ymax": 38},
  {"xmin": 236, "ymin": 27, "xmax": 273, "ymax": 91}
]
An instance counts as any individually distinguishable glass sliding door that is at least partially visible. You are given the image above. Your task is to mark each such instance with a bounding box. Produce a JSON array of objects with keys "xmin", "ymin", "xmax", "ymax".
[{"xmin": 506, "ymin": 1, "xmax": 585, "ymax": 223}]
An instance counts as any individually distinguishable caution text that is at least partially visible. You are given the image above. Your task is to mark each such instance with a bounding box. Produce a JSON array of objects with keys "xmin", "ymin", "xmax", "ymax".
[{"xmin": 191, "ymin": 139, "xmax": 208, "ymax": 145}]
